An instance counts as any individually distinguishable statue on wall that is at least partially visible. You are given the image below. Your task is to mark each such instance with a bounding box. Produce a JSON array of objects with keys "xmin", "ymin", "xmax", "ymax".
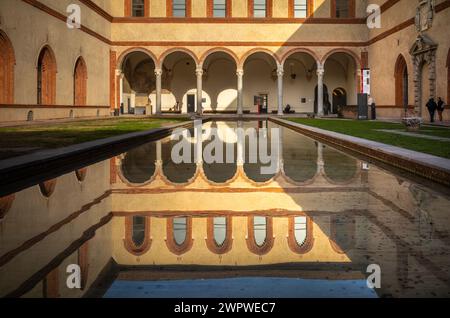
[{"xmin": 415, "ymin": 0, "xmax": 435, "ymax": 33}]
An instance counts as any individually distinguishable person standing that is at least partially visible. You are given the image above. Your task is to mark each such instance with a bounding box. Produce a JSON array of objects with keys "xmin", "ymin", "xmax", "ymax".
[
  {"xmin": 437, "ymin": 97, "xmax": 445, "ymax": 122},
  {"xmin": 368, "ymin": 96, "xmax": 376, "ymax": 120},
  {"xmin": 426, "ymin": 97, "xmax": 437, "ymax": 123}
]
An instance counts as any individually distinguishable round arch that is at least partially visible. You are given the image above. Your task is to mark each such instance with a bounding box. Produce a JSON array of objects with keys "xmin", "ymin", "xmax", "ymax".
[
  {"xmin": 239, "ymin": 48, "xmax": 280, "ymax": 68},
  {"xmin": 394, "ymin": 54, "xmax": 408, "ymax": 107},
  {"xmin": 280, "ymin": 48, "xmax": 320, "ymax": 66},
  {"xmin": 320, "ymin": 48, "xmax": 361, "ymax": 68},
  {"xmin": 116, "ymin": 47, "xmax": 158, "ymax": 69},
  {"xmin": 200, "ymin": 47, "xmax": 239, "ymax": 67},
  {"xmin": 0, "ymin": 29, "xmax": 16, "ymax": 104},
  {"xmin": 158, "ymin": 47, "xmax": 200, "ymax": 67}
]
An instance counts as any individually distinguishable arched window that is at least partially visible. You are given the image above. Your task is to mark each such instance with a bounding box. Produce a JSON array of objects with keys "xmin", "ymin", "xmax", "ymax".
[
  {"xmin": 123, "ymin": 216, "xmax": 152, "ymax": 255},
  {"xmin": 78, "ymin": 241, "xmax": 89, "ymax": 290},
  {"xmin": 331, "ymin": 0, "xmax": 355, "ymax": 18},
  {"xmin": 248, "ymin": 0, "xmax": 272, "ymax": 18},
  {"xmin": 43, "ymin": 268, "xmax": 59, "ymax": 298},
  {"xmin": 206, "ymin": 216, "xmax": 233, "ymax": 254},
  {"xmin": 395, "ymin": 54, "xmax": 409, "ymax": 108},
  {"xmin": 0, "ymin": 30, "xmax": 15, "ymax": 104},
  {"xmin": 246, "ymin": 216, "xmax": 274, "ymax": 255},
  {"xmin": 74, "ymin": 57, "xmax": 87, "ymax": 106},
  {"xmin": 37, "ymin": 46, "xmax": 57, "ymax": 105},
  {"xmin": 166, "ymin": 217, "xmax": 193, "ymax": 255},
  {"xmin": 287, "ymin": 215, "xmax": 314, "ymax": 254},
  {"xmin": 289, "ymin": 0, "xmax": 313, "ymax": 18}
]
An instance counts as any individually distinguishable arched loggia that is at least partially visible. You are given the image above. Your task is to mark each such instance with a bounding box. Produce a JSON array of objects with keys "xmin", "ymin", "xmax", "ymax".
[
  {"xmin": 119, "ymin": 50, "xmax": 156, "ymax": 115},
  {"xmin": 321, "ymin": 50, "xmax": 360, "ymax": 116},
  {"xmin": 282, "ymin": 51, "xmax": 318, "ymax": 114}
]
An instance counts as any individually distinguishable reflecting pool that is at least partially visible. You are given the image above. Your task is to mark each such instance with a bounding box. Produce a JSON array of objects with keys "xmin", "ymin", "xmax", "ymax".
[{"xmin": 1, "ymin": 120, "xmax": 450, "ymax": 298}]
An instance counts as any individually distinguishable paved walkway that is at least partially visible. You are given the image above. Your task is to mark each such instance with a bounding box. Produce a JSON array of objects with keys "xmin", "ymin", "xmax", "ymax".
[{"xmin": 376, "ymin": 129, "xmax": 450, "ymax": 142}]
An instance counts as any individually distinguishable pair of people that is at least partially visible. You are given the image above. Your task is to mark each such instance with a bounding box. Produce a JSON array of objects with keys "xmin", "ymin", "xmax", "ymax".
[{"xmin": 426, "ymin": 97, "xmax": 446, "ymax": 123}]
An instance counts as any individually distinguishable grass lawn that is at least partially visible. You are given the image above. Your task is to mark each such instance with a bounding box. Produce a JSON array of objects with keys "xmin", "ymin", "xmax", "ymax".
[
  {"xmin": 287, "ymin": 118, "xmax": 450, "ymax": 159},
  {"xmin": 0, "ymin": 118, "xmax": 188, "ymax": 159}
]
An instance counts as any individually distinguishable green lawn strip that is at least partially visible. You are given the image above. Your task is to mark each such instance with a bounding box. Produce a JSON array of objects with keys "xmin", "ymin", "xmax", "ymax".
[
  {"xmin": 287, "ymin": 118, "xmax": 450, "ymax": 159},
  {"xmin": 0, "ymin": 118, "xmax": 188, "ymax": 149}
]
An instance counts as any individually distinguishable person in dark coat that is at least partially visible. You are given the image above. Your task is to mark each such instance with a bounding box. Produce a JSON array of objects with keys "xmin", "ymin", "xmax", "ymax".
[
  {"xmin": 426, "ymin": 98, "xmax": 437, "ymax": 123},
  {"xmin": 437, "ymin": 97, "xmax": 445, "ymax": 122}
]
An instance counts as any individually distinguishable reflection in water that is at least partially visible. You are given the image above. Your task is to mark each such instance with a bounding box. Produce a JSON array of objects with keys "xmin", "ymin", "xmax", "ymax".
[
  {"xmin": 173, "ymin": 217, "xmax": 188, "ymax": 246},
  {"xmin": 1, "ymin": 120, "xmax": 450, "ymax": 298},
  {"xmin": 213, "ymin": 217, "xmax": 227, "ymax": 247},
  {"xmin": 132, "ymin": 216, "xmax": 146, "ymax": 247},
  {"xmin": 253, "ymin": 216, "xmax": 268, "ymax": 247},
  {"xmin": 121, "ymin": 144, "xmax": 156, "ymax": 184},
  {"xmin": 294, "ymin": 216, "xmax": 307, "ymax": 246}
]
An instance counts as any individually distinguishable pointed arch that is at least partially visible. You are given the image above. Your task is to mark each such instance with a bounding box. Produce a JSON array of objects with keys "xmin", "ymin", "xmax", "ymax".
[
  {"xmin": 37, "ymin": 45, "xmax": 57, "ymax": 105},
  {"xmin": 74, "ymin": 56, "xmax": 87, "ymax": 106},
  {"xmin": 395, "ymin": 54, "xmax": 408, "ymax": 107},
  {"xmin": 0, "ymin": 30, "xmax": 15, "ymax": 104}
]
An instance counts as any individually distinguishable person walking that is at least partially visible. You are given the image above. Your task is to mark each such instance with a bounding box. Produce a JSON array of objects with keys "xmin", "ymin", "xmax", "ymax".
[
  {"xmin": 426, "ymin": 97, "xmax": 438, "ymax": 123},
  {"xmin": 437, "ymin": 97, "xmax": 445, "ymax": 122}
]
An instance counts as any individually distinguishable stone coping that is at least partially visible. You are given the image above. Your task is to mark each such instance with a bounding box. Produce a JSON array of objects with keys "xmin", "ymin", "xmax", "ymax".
[
  {"xmin": 271, "ymin": 118, "xmax": 450, "ymax": 187},
  {"xmin": 0, "ymin": 120, "xmax": 193, "ymax": 197}
]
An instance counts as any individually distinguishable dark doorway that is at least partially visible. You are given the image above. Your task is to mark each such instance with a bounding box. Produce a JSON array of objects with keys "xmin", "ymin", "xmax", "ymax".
[
  {"xmin": 259, "ymin": 94, "xmax": 268, "ymax": 114},
  {"xmin": 332, "ymin": 88, "xmax": 347, "ymax": 115},
  {"xmin": 187, "ymin": 94, "xmax": 195, "ymax": 113},
  {"xmin": 314, "ymin": 84, "xmax": 329, "ymax": 114}
]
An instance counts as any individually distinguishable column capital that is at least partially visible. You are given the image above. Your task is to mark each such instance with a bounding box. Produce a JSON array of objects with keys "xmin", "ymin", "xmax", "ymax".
[
  {"xmin": 154, "ymin": 68, "xmax": 163, "ymax": 76},
  {"xmin": 115, "ymin": 69, "xmax": 122, "ymax": 76},
  {"xmin": 316, "ymin": 67, "xmax": 324, "ymax": 77},
  {"xmin": 195, "ymin": 68, "xmax": 204, "ymax": 76},
  {"xmin": 276, "ymin": 63, "xmax": 284, "ymax": 77},
  {"xmin": 236, "ymin": 69, "xmax": 244, "ymax": 77}
]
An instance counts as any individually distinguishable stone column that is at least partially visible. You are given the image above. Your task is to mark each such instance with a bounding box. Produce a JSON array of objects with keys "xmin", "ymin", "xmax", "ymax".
[
  {"xmin": 237, "ymin": 121, "xmax": 244, "ymax": 166},
  {"xmin": 119, "ymin": 73, "xmax": 124, "ymax": 112},
  {"xmin": 155, "ymin": 140, "xmax": 162, "ymax": 172},
  {"xmin": 196, "ymin": 67, "xmax": 204, "ymax": 116},
  {"xmin": 155, "ymin": 68, "xmax": 162, "ymax": 115},
  {"xmin": 236, "ymin": 69, "xmax": 244, "ymax": 116},
  {"xmin": 277, "ymin": 63, "xmax": 284, "ymax": 116},
  {"xmin": 316, "ymin": 64, "xmax": 325, "ymax": 117},
  {"xmin": 194, "ymin": 119, "xmax": 203, "ymax": 164}
]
